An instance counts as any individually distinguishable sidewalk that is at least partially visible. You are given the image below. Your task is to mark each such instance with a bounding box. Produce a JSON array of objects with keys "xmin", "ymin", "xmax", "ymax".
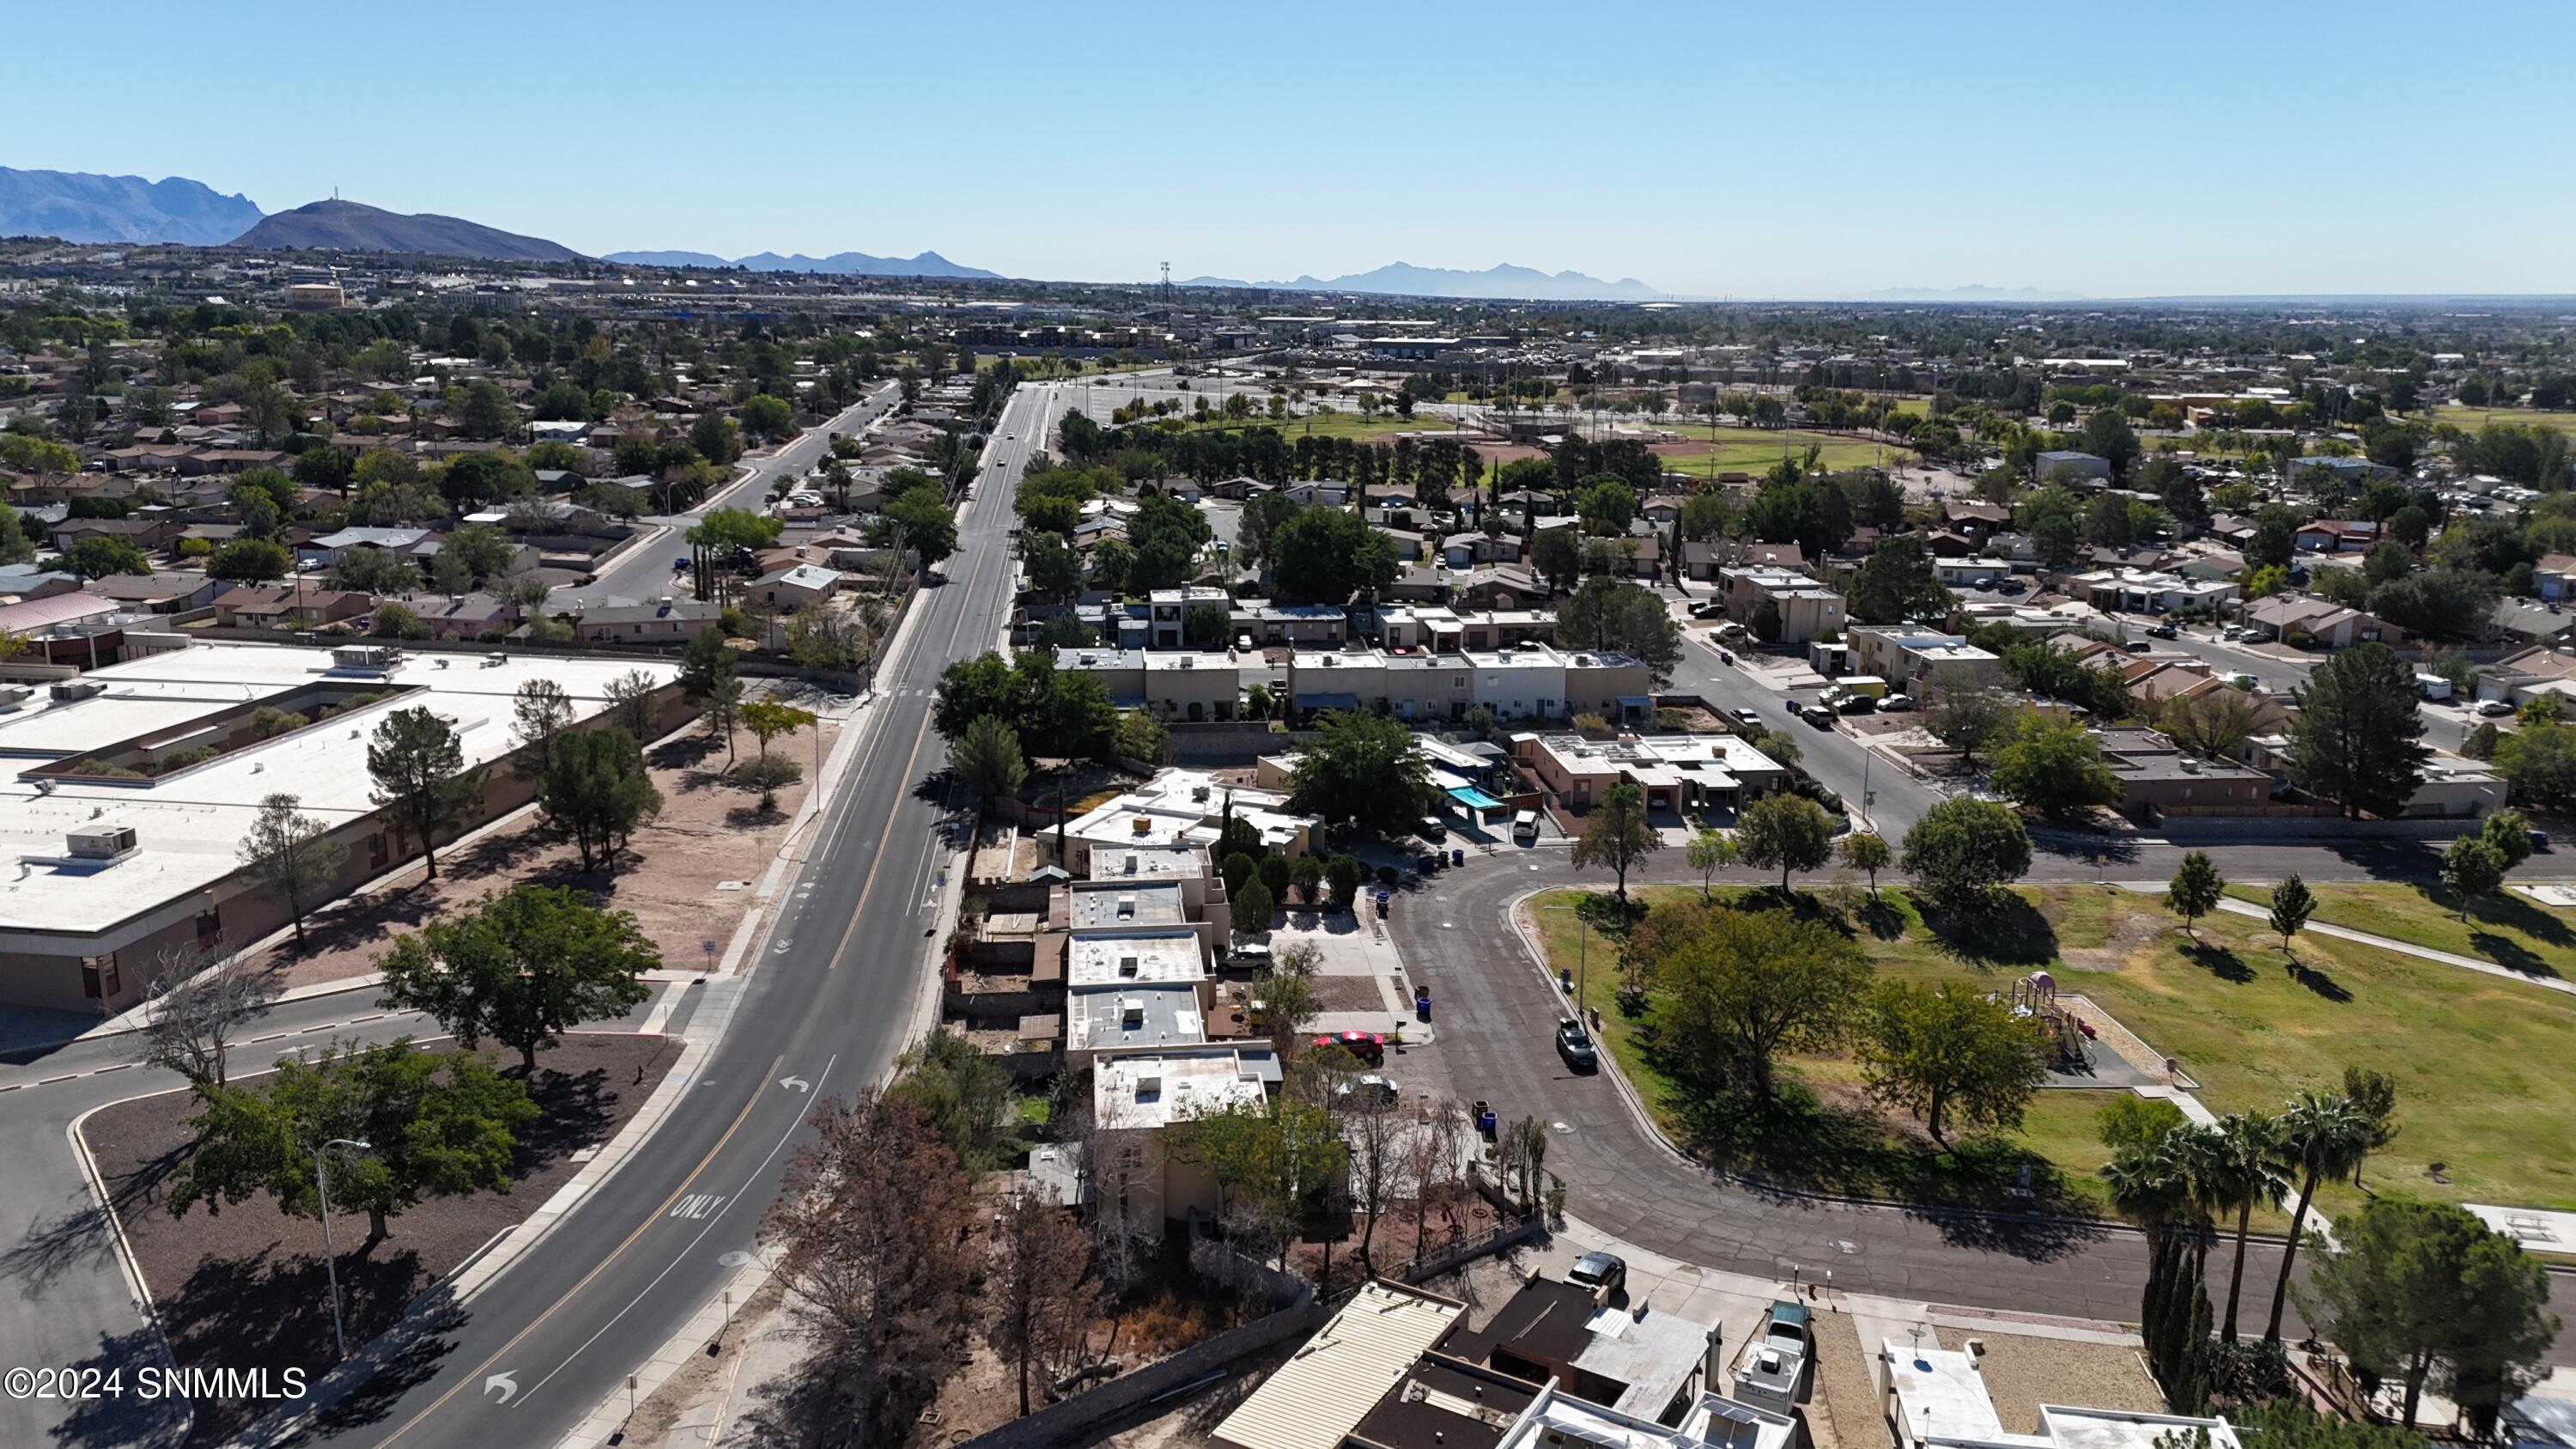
[{"xmin": 2111, "ymin": 882, "xmax": 2576, "ymax": 1000}]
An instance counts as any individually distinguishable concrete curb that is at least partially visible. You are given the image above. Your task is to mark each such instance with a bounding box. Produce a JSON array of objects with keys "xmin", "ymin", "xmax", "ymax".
[{"xmin": 64, "ymin": 1099, "xmax": 191, "ymax": 1444}]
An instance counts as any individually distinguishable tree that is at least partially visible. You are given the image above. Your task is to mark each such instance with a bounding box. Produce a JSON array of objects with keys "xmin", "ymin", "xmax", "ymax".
[
  {"xmin": 2296, "ymin": 1195, "xmax": 2555, "ymax": 1429},
  {"xmin": 378, "ymin": 886, "xmax": 658, "ymax": 1072},
  {"xmin": 237, "ymin": 792, "xmax": 349, "ymax": 947},
  {"xmin": 2095, "ymin": 1095, "xmax": 2187, "ymax": 1154},
  {"xmin": 604, "ymin": 670, "xmax": 661, "ymax": 744},
  {"xmin": 60, "ymin": 534, "xmax": 150, "ymax": 579},
  {"xmin": 1855, "ymin": 980, "xmax": 2050, "ymax": 1146},
  {"xmin": 2199, "ymin": 1111, "xmax": 2287, "ymax": 1342},
  {"xmin": 1990, "ymin": 712, "xmax": 2123, "ymax": 819},
  {"xmin": 168, "ymin": 1037, "xmax": 538, "ymax": 1241},
  {"xmin": 1115, "ymin": 707, "xmax": 1169, "ymax": 764},
  {"xmin": 1845, "ymin": 534, "xmax": 1954, "ymax": 624},
  {"xmin": 884, "ymin": 484, "xmax": 958, "ymax": 569},
  {"xmin": 2481, "ymin": 809, "xmax": 2535, "ymax": 871},
  {"xmin": 679, "ymin": 627, "xmax": 744, "ymax": 762},
  {"xmin": 1735, "ymin": 792, "xmax": 1836, "ymax": 895},
  {"xmin": 2269, "ymin": 874, "xmax": 2314, "ymax": 955},
  {"xmin": 2263, "ymin": 1089, "xmax": 2371, "ymax": 1342},
  {"xmin": 1285, "ymin": 709, "xmax": 1435, "ymax": 831},
  {"xmin": 1571, "ymin": 782, "xmax": 1660, "ymax": 903},
  {"xmin": 2287, "ymin": 643, "xmax": 2429, "ymax": 819},
  {"xmin": 740, "ymin": 698, "xmax": 817, "ymax": 763},
  {"xmin": 950, "ymin": 714, "xmax": 1028, "ymax": 812},
  {"xmin": 1326, "ymin": 854, "xmax": 1367, "ymax": 910},
  {"xmin": 982, "ymin": 1195, "xmax": 1100, "ymax": 1419},
  {"xmin": 1901, "ymin": 797, "xmax": 2032, "ymax": 918},
  {"xmin": 510, "ymin": 678, "xmax": 576, "ymax": 780},
  {"xmin": 2165, "ymin": 850, "xmax": 2224, "ymax": 938},
  {"xmin": 137, "ymin": 941, "xmax": 276, "ymax": 1089},
  {"xmin": 2439, "ymin": 835, "xmax": 2506, "ymax": 921},
  {"xmin": 1555, "ymin": 575, "xmax": 1684, "ymax": 682},
  {"xmin": 1651, "ymin": 901, "xmax": 1869, "ymax": 1099},
  {"xmin": 1927, "ymin": 685, "xmax": 2014, "ymax": 765},
  {"xmin": 207, "ymin": 537, "xmax": 292, "ymax": 584},
  {"xmin": 739, "ymin": 393, "xmax": 795, "ymax": 441},
  {"xmin": 762, "ymin": 1088, "xmax": 976, "ymax": 1440},
  {"xmin": 1233, "ymin": 878, "xmax": 1275, "ymax": 935},
  {"xmin": 2342, "ymin": 1064, "xmax": 2400, "ymax": 1190},
  {"xmin": 1838, "ymin": 831, "xmax": 1890, "ymax": 893},
  {"xmin": 2493, "ymin": 719, "xmax": 2576, "ymax": 810},
  {"xmin": 1686, "ymin": 828, "xmax": 1736, "ymax": 898},
  {"xmin": 540, "ymin": 728, "xmax": 663, "ymax": 874},
  {"xmin": 1289, "ymin": 852, "xmax": 1325, "ymax": 905},
  {"xmin": 2159, "ymin": 689, "xmax": 2262, "ymax": 761},
  {"xmin": 1268, "ymin": 507, "xmax": 1399, "ymax": 605},
  {"xmin": 1021, "ymin": 532, "xmax": 1084, "ymax": 603},
  {"xmin": 690, "ymin": 411, "xmax": 743, "ymax": 466},
  {"xmin": 1529, "ymin": 527, "xmax": 1582, "ymax": 593},
  {"xmin": 366, "ymin": 706, "xmax": 474, "ymax": 880},
  {"xmin": 1170, "ymin": 1095, "xmax": 1345, "ymax": 1274}
]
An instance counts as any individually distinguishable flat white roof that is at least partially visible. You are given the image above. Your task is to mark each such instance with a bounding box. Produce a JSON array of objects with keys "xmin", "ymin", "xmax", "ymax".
[
  {"xmin": 0, "ymin": 642, "xmax": 677, "ymax": 940},
  {"xmin": 1886, "ymin": 1341, "xmax": 2006, "ymax": 1444},
  {"xmin": 1065, "ymin": 928, "xmax": 1204, "ymax": 989},
  {"xmin": 1085, "ymin": 843, "xmax": 1203, "ymax": 881},
  {"xmin": 1094, "ymin": 1047, "xmax": 1272, "ymax": 1131}
]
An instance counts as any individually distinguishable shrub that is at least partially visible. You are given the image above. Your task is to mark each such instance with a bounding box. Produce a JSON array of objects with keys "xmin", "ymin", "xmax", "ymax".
[{"xmin": 736, "ymin": 754, "xmax": 803, "ymax": 793}]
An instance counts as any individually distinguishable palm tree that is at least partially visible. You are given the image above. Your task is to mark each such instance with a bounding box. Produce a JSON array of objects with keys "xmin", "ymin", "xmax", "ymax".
[
  {"xmin": 2101, "ymin": 1143, "xmax": 2192, "ymax": 1250},
  {"xmin": 2263, "ymin": 1091, "xmax": 2369, "ymax": 1343},
  {"xmin": 2197, "ymin": 1111, "xmax": 2287, "ymax": 1342}
]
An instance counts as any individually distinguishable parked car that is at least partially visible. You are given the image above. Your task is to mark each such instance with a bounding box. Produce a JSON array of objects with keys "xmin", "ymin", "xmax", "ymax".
[
  {"xmin": 1567, "ymin": 1251, "xmax": 1627, "ymax": 1297},
  {"xmin": 1315, "ymin": 1030, "xmax": 1386, "ymax": 1067},
  {"xmin": 1555, "ymin": 1019, "xmax": 1599, "ymax": 1070},
  {"xmin": 1836, "ymin": 694, "xmax": 1875, "ymax": 715},
  {"xmin": 1730, "ymin": 707, "xmax": 1764, "ymax": 728},
  {"xmin": 1880, "ymin": 693, "xmax": 1914, "ymax": 712},
  {"xmin": 2479, "ymin": 699, "xmax": 2517, "ymax": 717},
  {"xmin": 2147, "ymin": 623, "xmax": 2178, "ymax": 639},
  {"xmin": 1998, "ymin": 581, "xmax": 2026, "ymax": 595},
  {"xmin": 1229, "ymin": 941, "xmax": 1272, "ymax": 968},
  {"xmin": 1418, "ymin": 815, "xmax": 1448, "ymax": 842},
  {"xmin": 1688, "ymin": 600, "xmax": 1725, "ymax": 619},
  {"xmin": 1803, "ymin": 705, "xmax": 1838, "ymax": 728},
  {"xmin": 2125, "ymin": 639, "xmax": 2154, "ymax": 654},
  {"xmin": 1512, "ymin": 809, "xmax": 1541, "ymax": 843},
  {"xmin": 1334, "ymin": 1074, "xmax": 1400, "ymax": 1110},
  {"xmin": 2530, "ymin": 830, "xmax": 2552, "ymax": 851}
]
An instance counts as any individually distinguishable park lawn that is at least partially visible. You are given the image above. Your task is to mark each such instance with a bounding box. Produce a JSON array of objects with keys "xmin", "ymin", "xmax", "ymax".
[
  {"xmin": 2220, "ymin": 880, "xmax": 2576, "ymax": 982},
  {"xmin": 1528, "ymin": 882, "xmax": 2576, "ymax": 1219},
  {"xmin": 1655, "ymin": 428, "xmax": 1907, "ymax": 477},
  {"xmin": 2434, "ymin": 406, "xmax": 2576, "ymax": 437}
]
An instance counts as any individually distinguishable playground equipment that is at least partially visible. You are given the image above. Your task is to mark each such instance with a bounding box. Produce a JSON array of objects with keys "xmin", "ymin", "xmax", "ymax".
[{"xmin": 2002, "ymin": 970, "xmax": 2095, "ymax": 1068}]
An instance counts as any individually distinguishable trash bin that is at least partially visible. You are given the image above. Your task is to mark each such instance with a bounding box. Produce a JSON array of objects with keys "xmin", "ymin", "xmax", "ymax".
[{"xmin": 1449, "ymin": 848, "xmax": 1464, "ymax": 868}]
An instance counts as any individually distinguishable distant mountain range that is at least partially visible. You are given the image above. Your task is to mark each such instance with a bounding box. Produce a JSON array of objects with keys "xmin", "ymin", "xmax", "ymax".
[
  {"xmin": 603, "ymin": 248, "xmax": 1002, "ymax": 279},
  {"xmin": 1182, "ymin": 261, "xmax": 1665, "ymax": 301},
  {"xmin": 0, "ymin": 167, "xmax": 263, "ymax": 246},
  {"xmin": 228, "ymin": 199, "xmax": 583, "ymax": 262}
]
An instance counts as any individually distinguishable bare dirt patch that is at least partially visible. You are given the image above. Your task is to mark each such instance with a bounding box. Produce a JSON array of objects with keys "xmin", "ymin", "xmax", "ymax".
[
  {"xmin": 83, "ymin": 1032, "xmax": 680, "ymax": 1446},
  {"xmin": 247, "ymin": 714, "xmax": 841, "ymax": 994},
  {"xmin": 2057, "ymin": 906, "xmax": 2176, "ymax": 972}
]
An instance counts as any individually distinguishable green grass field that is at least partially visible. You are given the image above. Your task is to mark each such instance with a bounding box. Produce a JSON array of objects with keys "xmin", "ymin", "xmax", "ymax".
[
  {"xmin": 1528, "ymin": 881, "xmax": 2576, "ymax": 1219},
  {"xmin": 1655, "ymin": 427, "xmax": 1909, "ymax": 478},
  {"xmin": 2433, "ymin": 405, "xmax": 2576, "ymax": 436},
  {"xmin": 1182, "ymin": 411, "xmax": 1491, "ymax": 446},
  {"xmin": 2221, "ymin": 880, "xmax": 2576, "ymax": 981}
]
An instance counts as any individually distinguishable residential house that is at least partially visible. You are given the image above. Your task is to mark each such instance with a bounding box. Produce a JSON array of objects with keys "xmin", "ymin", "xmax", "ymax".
[
  {"xmin": 1716, "ymin": 565, "xmax": 1845, "ymax": 643},
  {"xmin": 2069, "ymin": 568, "xmax": 2238, "ymax": 615},
  {"xmin": 2293, "ymin": 519, "xmax": 2380, "ymax": 553},
  {"xmin": 50, "ymin": 516, "xmax": 183, "ymax": 556},
  {"xmin": 2034, "ymin": 450, "xmax": 2111, "ymax": 485},
  {"xmin": 211, "ymin": 586, "xmax": 373, "ymax": 631},
  {"xmin": 302, "ymin": 527, "xmax": 442, "ymax": 568},
  {"xmin": 2242, "ymin": 594, "xmax": 2402, "ymax": 648},
  {"xmin": 2096, "ymin": 728, "xmax": 2273, "ymax": 822},
  {"xmin": 377, "ymin": 591, "xmax": 521, "ymax": 639},
  {"xmin": 747, "ymin": 563, "xmax": 841, "ymax": 612},
  {"xmin": 2534, "ymin": 554, "xmax": 2576, "ymax": 601},
  {"xmin": 2291, "ymin": 455, "xmax": 2397, "ymax": 485},
  {"xmin": 573, "ymin": 597, "xmax": 723, "ymax": 643},
  {"xmin": 86, "ymin": 573, "xmax": 222, "ymax": 614}
]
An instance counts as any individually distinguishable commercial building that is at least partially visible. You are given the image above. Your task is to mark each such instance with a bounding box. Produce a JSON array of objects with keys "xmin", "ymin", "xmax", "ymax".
[
  {"xmin": 1515, "ymin": 731, "xmax": 1789, "ymax": 816},
  {"xmin": 0, "ymin": 641, "xmax": 683, "ymax": 1013},
  {"xmin": 2095, "ymin": 728, "xmax": 2273, "ymax": 821}
]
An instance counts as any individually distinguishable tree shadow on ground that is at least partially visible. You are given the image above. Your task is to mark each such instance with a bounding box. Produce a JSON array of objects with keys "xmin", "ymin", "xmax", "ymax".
[
  {"xmin": 2179, "ymin": 941, "xmax": 2255, "ymax": 983},
  {"xmin": 1915, "ymin": 892, "xmax": 2060, "ymax": 970},
  {"xmin": 158, "ymin": 1240, "xmax": 430, "ymax": 1445},
  {"xmin": 2283, "ymin": 957, "xmax": 2354, "ymax": 1004},
  {"xmin": 509, "ymin": 1062, "xmax": 626, "ymax": 1170},
  {"xmin": 283, "ymin": 1290, "xmax": 468, "ymax": 1446},
  {"xmin": 1662, "ymin": 1077, "xmax": 2100, "ymax": 1255},
  {"xmin": 2466, "ymin": 931, "xmax": 2559, "ymax": 980},
  {"xmin": 43, "ymin": 1324, "xmax": 190, "ymax": 1449}
]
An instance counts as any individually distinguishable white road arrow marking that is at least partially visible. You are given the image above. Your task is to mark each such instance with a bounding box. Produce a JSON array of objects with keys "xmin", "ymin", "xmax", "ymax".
[
  {"xmin": 483, "ymin": 1371, "xmax": 519, "ymax": 1405},
  {"xmin": 779, "ymin": 1075, "xmax": 811, "ymax": 1093}
]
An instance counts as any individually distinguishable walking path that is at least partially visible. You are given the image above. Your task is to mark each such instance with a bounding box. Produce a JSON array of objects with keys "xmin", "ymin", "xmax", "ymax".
[{"xmin": 2111, "ymin": 882, "xmax": 2576, "ymax": 999}]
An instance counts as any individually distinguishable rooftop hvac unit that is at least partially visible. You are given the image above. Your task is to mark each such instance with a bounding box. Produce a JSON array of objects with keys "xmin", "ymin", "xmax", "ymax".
[
  {"xmin": 1121, "ymin": 997, "xmax": 1145, "ymax": 1026},
  {"xmin": 66, "ymin": 825, "xmax": 138, "ymax": 861},
  {"xmin": 1135, "ymin": 1073, "xmax": 1162, "ymax": 1098},
  {"xmin": 50, "ymin": 680, "xmax": 106, "ymax": 703},
  {"xmin": 1118, "ymin": 954, "xmax": 1140, "ymax": 977},
  {"xmin": 0, "ymin": 685, "xmax": 32, "ymax": 712},
  {"xmin": 1117, "ymin": 894, "xmax": 1136, "ymax": 919},
  {"xmin": 1121, "ymin": 852, "xmax": 1139, "ymax": 874}
]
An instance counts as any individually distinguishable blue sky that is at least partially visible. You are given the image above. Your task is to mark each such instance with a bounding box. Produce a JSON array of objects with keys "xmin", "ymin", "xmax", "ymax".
[{"xmin": 19, "ymin": 0, "xmax": 2576, "ymax": 297}]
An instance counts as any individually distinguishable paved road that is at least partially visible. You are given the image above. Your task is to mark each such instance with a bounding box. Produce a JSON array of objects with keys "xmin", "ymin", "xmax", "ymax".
[
  {"xmin": 1388, "ymin": 848, "xmax": 2576, "ymax": 1364},
  {"xmin": 283, "ymin": 386, "xmax": 1053, "ymax": 1449},
  {"xmin": 554, "ymin": 382, "xmax": 904, "ymax": 612}
]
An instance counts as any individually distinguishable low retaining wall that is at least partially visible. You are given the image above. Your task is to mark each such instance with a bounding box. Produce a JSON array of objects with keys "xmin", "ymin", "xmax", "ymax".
[
  {"xmin": 1163, "ymin": 721, "xmax": 1315, "ymax": 766},
  {"xmin": 2157, "ymin": 814, "xmax": 2476, "ymax": 843},
  {"xmin": 948, "ymin": 1298, "xmax": 1327, "ymax": 1449}
]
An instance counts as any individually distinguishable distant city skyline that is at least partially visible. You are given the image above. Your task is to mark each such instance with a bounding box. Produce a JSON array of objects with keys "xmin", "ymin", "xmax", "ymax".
[{"xmin": 18, "ymin": 0, "xmax": 2576, "ymax": 298}]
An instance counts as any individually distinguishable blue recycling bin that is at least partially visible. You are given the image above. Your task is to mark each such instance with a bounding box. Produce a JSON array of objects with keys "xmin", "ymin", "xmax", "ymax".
[{"xmin": 1450, "ymin": 848, "xmax": 1464, "ymax": 868}]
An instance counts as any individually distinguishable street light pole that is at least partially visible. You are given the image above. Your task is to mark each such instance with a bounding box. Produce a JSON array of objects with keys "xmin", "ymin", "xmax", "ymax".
[{"xmin": 315, "ymin": 1137, "xmax": 373, "ymax": 1361}]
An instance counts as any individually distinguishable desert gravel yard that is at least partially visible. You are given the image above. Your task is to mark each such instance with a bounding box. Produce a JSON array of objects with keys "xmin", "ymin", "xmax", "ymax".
[{"xmin": 83, "ymin": 1032, "xmax": 680, "ymax": 1446}]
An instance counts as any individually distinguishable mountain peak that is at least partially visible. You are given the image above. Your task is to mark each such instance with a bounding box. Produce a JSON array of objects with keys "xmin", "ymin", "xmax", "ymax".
[
  {"xmin": 0, "ymin": 166, "xmax": 264, "ymax": 247},
  {"xmin": 228, "ymin": 199, "xmax": 581, "ymax": 262}
]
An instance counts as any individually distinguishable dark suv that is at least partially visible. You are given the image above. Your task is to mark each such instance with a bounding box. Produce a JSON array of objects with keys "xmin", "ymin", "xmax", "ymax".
[{"xmin": 1555, "ymin": 1019, "xmax": 1599, "ymax": 1071}]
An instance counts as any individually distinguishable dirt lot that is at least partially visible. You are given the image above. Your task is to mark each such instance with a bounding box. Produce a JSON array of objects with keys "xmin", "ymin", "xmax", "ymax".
[
  {"xmin": 84, "ymin": 1032, "xmax": 681, "ymax": 1446},
  {"xmin": 248, "ymin": 715, "xmax": 841, "ymax": 994}
]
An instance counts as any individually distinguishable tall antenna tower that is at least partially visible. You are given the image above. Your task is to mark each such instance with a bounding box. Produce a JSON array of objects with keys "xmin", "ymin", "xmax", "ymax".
[{"xmin": 1160, "ymin": 261, "xmax": 1171, "ymax": 301}]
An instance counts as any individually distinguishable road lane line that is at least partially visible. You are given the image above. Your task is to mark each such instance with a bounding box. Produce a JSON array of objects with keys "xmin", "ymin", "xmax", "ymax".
[{"xmin": 370, "ymin": 1053, "xmax": 788, "ymax": 1446}]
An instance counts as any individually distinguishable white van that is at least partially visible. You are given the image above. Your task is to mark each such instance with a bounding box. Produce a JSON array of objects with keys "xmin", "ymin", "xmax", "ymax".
[{"xmin": 1512, "ymin": 810, "xmax": 1541, "ymax": 843}]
